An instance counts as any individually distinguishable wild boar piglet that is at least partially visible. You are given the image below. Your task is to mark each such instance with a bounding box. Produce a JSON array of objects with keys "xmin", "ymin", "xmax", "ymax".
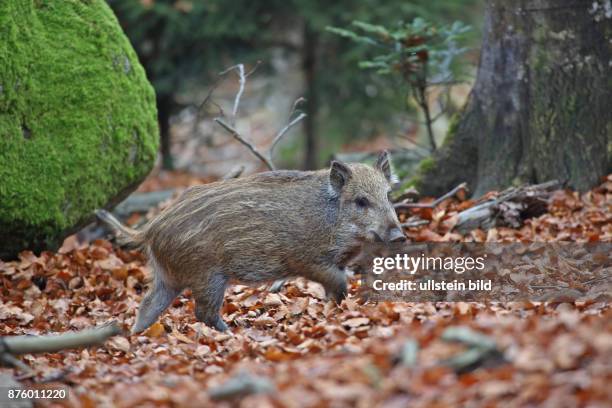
[{"xmin": 97, "ymin": 151, "xmax": 405, "ymax": 333}]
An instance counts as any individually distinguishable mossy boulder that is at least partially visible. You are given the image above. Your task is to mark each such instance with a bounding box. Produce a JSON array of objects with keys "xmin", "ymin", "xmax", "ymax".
[{"xmin": 0, "ymin": 1, "xmax": 158, "ymax": 259}]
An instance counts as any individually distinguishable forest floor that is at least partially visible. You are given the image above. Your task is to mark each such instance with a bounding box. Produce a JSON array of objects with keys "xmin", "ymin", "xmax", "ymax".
[{"xmin": 0, "ymin": 174, "xmax": 610, "ymax": 407}]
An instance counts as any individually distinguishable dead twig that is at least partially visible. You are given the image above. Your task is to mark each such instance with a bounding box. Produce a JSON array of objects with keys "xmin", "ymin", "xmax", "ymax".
[
  {"xmin": 0, "ymin": 322, "xmax": 121, "ymax": 379},
  {"xmin": 0, "ymin": 353, "xmax": 34, "ymax": 377},
  {"xmin": 401, "ymin": 219, "xmax": 430, "ymax": 228},
  {"xmin": 0, "ymin": 321, "xmax": 121, "ymax": 356},
  {"xmin": 270, "ymin": 113, "xmax": 307, "ymax": 157},
  {"xmin": 395, "ymin": 182, "xmax": 468, "ymax": 210},
  {"xmin": 222, "ymin": 64, "xmax": 246, "ymax": 125},
  {"xmin": 214, "ymin": 118, "xmax": 276, "ymax": 170},
  {"xmin": 196, "ymin": 79, "xmax": 225, "ymax": 120},
  {"xmin": 454, "ymin": 180, "xmax": 560, "ymax": 233},
  {"xmin": 207, "ymin": 64, "xmax": 306, "ymax": 172}
]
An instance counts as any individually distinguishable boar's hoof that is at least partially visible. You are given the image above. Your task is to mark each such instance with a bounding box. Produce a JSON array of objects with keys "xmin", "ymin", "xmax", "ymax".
[
  {"xmin": 332, "ymin": 288, "xmax": 348, "ymax": 304},
  {"xmin": 202, "ymin": 316, "xmax": 229, "ymax": 332}
]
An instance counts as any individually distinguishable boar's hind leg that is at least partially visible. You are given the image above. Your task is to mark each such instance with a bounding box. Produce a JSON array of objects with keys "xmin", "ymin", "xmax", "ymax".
[
  {"xmin": 311, "ymin": 266, "xmax": 348, "ymax": 304},
  {"xmin": 132, "ymin": 274, "xmax": 181, "ymax": 334},
  {"xmin": 192, "ymin": 271, "xmax": 229, "ymax": 332}
]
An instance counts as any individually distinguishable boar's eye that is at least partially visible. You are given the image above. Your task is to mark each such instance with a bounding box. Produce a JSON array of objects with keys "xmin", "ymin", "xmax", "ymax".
[{"xmin": 355, "ymin": 196, "xmax": 370, "ymax": 208}]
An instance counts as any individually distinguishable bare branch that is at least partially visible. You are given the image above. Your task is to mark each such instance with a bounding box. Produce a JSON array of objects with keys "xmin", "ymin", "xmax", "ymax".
[
  {"xmin": 218, "ymin": 64, "xmax": 241, "ymax": 76},
  {"xmin": 211, "ymin": 64, "xmax": 307, "ymax": 173},
  {"xmin": 454, "ymin": 180, "xmax": 560, "ymax": 233},
  {"xmin": 217, "ymin": 64, "xmax": 247, "ymax": 126},
  {"xmin": 196, "ymin": 78, "xmax": 225, "ymax": 120},
  {"xmin": 1, "ymin": 321, "xmax": 122, "ymax": 355},
  {"xmin": 231, "ymin": 64, "xmax": 245, "ymax": 125},
  {"xmin": 214, "ymin": 119, "xmax": 275, "ymax": 170},
  {"xmin": 244, "ymin": 61, "xmax": 262, "ymax": 78},
  {"xmin": 401, "ymin": 219, "xmax": 430, "ymax": 228},
  {"xmin": 289, "ymin": 97, "xmax": 307, "ymax": 117},
  {"xmin": 0, "ymin": 353, "xmax": 34, "ymax": 376},
  {"xmin": 269, "ymin": 113, "xmax": 306, "ymax": 158},
  {"xmin": 395, "ymin": 182, "xmax": 468, "ymax": 210}
]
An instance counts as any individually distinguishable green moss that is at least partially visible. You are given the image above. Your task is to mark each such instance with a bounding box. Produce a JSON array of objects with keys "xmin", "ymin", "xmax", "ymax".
[
  {"xmin": 396, "ymin": 156, "xmax": 435, "ymax": 193},
  {"xmin": 0, "ymin": 0, "xmax": 158, "ymax": 258},
  {"xmin": 417, "ymin": 157, "xmax": 436, "ymax": 173},
  {"xmin": 442, "ymin": 112, "xmax": 461, "ymax": 147},
  {"xmin": 396, "ymin": 176, "xmax": 421, "ymax": 192}
]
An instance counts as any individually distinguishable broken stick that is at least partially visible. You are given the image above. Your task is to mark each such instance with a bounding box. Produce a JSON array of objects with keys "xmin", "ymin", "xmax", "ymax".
[
  {"xmin": 454, "ymin": 180, "xmax": 560, "ymax": 233},
  {"xmin": 394, "ymin": 182, "xmax": 468, "ymax": 210},
  {"xmin": 0, "ymin": 321, "xmax": 122, "ymax": 356}
]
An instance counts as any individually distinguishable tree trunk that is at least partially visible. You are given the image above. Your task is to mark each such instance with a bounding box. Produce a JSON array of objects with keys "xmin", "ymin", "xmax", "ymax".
[
  {"xmin": 157, "ymin": 93, "xmax": 174, "ymax": 170},
  {"xmin": 419, "ymin": 0, "xmax": 611, "ymax": 197},
  {"xmin": 302, "ymin": 23, "xmax": 319, "ymax": 170}
]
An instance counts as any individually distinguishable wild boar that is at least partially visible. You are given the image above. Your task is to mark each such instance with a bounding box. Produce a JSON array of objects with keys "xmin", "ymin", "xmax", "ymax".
[{"xmin": 96, "ymin": 151, "xmax": 405, "ymax": 334}]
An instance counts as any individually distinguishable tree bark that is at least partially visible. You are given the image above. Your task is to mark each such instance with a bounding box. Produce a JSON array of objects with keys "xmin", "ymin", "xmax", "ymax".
[
  {"xmin": 157, "ymin": 93, "xmax": 174, "ymax": 170},
  {"xmin": 419, "ymin": 0, "xmax": 611, "ymax": 197},
  {"xmin": 302, "ymin": 22, "xmax": 319, "ymax": 170}
]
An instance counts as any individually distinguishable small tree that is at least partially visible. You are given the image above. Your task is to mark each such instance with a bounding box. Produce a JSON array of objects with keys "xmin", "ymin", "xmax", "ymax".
[
  {"xmin": 109, "ymin": 0, "xmax": 482, "ymax": 169},
  {"xmin": 328, "ymin": 18, "xmax": 471, "ymax": 152}
]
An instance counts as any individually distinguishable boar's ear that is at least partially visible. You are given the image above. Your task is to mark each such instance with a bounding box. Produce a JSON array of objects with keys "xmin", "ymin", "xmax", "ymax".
[
  {"xmin": 375, "ymin": 150, "xmax": 398, "ymax": 184},
  {"xmin": 329, "ymin": 160, "xmax": 352, "ymax": 194}
]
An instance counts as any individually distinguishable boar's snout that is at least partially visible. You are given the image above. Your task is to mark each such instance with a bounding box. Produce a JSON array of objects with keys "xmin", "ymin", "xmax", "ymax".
[
  {"xmin": 368, "ymin": 226, "xmax": 406, "ymax": 243},
  {"xmin": 388, "ymin": 226, "xmax": 406, "ymax": 243}
]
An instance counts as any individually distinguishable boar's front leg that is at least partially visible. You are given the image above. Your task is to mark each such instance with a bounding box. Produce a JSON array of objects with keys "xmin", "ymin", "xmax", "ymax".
[
  {"xmin": 310, "ymin": 266, "xmax": 348, "ymax": 304},
  {"xmin": 192, "ymin": 270, "xmax": 229, "ymax": 332}
]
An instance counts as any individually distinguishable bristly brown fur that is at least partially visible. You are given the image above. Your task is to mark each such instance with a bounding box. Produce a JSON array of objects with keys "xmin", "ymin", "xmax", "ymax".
[{"xmin": 98, "ymin": 152, "xmax": 404, "ymax": 334}]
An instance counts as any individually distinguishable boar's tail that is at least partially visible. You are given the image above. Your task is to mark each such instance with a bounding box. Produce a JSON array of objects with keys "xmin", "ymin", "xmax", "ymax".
[{"xmin": 95, "ymin": 209, "xmax": 144, "ymax": 249}]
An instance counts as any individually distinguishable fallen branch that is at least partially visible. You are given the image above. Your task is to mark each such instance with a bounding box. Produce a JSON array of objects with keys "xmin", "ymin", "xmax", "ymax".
[
  {"xmin": 0, "ymin": 353, "xmax": 33, "ymax": 377},
  {"xmin": 395, "ymin": 182, "xmax": 468, "ymax": 210},
  {"xmin": 0, "ymin": 321, "xmax": 121, "ymax": 356},
  {"xmin": 454, "ymin": 180, "xmax": 560, "ymax": 233},
  {"xmin": 401, "ymin": 219, "xmax": 430, "ymax": 228}
]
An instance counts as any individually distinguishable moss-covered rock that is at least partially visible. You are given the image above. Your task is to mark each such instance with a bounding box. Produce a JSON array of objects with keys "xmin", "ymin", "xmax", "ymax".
[{"xmin": 0, "ymin": 0, "xmax": 158, "ymax": 259}]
